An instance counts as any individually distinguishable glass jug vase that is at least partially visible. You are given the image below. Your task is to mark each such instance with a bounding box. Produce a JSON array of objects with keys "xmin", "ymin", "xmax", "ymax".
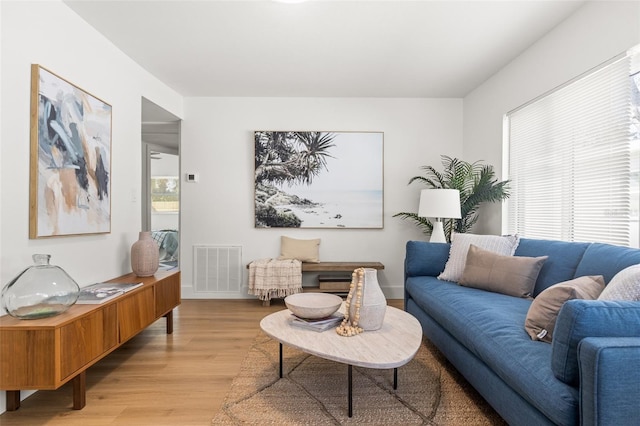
[{"xmin": 1, "ymin": 254, "xmax": 80, "ymax": 319}]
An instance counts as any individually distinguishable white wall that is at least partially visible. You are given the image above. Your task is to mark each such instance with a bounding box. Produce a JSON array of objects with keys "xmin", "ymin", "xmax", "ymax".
[
  {"xmin": 0, "ymin": 0, "xmax": 183, "ymax": 411},
  {"xmin": 463, "ymin": 1, "xmax": 640, "ymax": 234},
  {"xmin": 180, "ymin": 97, "xmax": 463, "ymax": 299}
]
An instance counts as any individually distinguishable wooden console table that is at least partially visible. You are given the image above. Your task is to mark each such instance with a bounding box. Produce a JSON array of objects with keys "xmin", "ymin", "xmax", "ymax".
[{"xmin": 0, "ymin": 270, "xmax": 180, "ymax": 411}]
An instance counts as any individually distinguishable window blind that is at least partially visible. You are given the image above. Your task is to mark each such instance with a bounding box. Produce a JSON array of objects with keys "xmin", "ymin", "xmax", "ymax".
[{"xmin": 506, "ymin": 53, "xmax": 635, "ymax": 246}]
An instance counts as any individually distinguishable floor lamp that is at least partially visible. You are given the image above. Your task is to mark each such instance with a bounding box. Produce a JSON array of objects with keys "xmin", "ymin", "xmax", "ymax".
[{"xmin": 418, "ymin": 189, "xmax": 462, "ymax": 243}]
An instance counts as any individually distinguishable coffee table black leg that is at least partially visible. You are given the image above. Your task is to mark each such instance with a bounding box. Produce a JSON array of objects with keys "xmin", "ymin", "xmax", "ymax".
[
  {"xmin": 394, "ymin": 367, "xmax": 398, "ymax": 390},
  {"xmin": 279, "ymin": 343, "xmax": 283, "ymax": 378},
  {"xmin": 348, "ymin": 364, "xmax": 353, "ymax": 417}
]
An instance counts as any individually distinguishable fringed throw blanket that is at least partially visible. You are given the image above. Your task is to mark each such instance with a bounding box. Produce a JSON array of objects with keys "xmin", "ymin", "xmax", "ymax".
[{"xmin": 248, "ymin": 258, "xmax": 302, "ymax": 302}]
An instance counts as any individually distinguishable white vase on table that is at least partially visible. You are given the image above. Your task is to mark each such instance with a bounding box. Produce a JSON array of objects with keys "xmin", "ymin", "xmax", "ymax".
[{"xmin": 349, "ymin": 268, "xmax": 387, "ymax": 331}]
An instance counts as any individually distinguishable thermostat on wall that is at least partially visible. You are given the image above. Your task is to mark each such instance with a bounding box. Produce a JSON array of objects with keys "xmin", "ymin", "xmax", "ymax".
[{"xmin": 186, "ymin": 173, "xmax": 199, "ymax": 183}]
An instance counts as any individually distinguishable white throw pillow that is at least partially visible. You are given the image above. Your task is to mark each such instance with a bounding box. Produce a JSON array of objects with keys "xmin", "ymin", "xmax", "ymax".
[
  {"xmin": 598, "ymin": 264, "xmax": 640, "ymax": 301},
  {"xmin": 438, "ymin": 233, "xmax": 520, "ymax": 282}
]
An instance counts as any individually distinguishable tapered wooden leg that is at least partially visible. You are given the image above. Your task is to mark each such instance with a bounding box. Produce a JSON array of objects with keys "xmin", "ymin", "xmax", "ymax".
[
  {"xmin": 72, "ymin": 371, "xmax": 86, "ymax": 410},
  {"xmin": 164, "ymin": 310, "xmax": 174, "ymax": 334},
  {"xmin": 6, "ymin": 390, "xmax": 20, "ymax": 411}
]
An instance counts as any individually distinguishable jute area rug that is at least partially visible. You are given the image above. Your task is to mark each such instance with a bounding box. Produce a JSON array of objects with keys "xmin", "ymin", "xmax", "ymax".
[{"xmin": 211, "ymin": 332, "xmax": 506, "ymax": 425}]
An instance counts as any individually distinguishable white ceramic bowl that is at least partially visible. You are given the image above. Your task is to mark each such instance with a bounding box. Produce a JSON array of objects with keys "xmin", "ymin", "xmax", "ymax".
[{"xmin": 284, "ymin": 293, "xmax": 342, "ymax": 319}]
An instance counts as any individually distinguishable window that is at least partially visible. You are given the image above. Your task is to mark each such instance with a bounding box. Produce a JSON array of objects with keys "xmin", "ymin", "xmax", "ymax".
[
  {"xmin": 151, "ymin": 176, "xmax": 179, "ymax": 213},
  {"xmin": 505, "ymin": 47, "xmax": 640, "ymax": 247}
]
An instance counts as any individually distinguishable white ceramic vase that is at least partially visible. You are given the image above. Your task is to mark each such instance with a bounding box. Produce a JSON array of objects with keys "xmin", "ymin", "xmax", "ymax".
[
  {"xmin": 131, "ymin": 231, "xmax": 159, "ymax": 277},
  {"xmin": 349, "ymin": 268, "xmax": 387, "ymax": 330}
]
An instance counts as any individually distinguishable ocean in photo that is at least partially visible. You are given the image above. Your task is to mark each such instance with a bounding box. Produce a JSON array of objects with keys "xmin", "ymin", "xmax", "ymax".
[{"xmin": 277, "ymin": 189, "xmax": 383, "ymax": 228}]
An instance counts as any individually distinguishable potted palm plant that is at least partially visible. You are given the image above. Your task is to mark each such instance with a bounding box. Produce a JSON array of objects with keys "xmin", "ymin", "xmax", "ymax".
[{"xmin": 394, "ymin": 156, "xmax": 510, "ymax": 242}]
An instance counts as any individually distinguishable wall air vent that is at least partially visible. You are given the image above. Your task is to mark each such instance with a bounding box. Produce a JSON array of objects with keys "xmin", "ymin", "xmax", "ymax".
[{"xmin": 193, "ymin": 245, "xmax": 242, "ymax": 294}]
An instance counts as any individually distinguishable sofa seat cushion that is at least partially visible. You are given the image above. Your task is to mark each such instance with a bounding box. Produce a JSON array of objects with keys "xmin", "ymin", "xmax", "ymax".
[{"xmin": 406, "ymin": 276, "xmax": 578, "ymax": 425}]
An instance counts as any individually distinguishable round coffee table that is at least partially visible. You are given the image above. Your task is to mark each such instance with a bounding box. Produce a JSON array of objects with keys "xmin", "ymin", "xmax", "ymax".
[{"xmin": 259, "ymin": 304, "xmax": 422, "ymax": 417}]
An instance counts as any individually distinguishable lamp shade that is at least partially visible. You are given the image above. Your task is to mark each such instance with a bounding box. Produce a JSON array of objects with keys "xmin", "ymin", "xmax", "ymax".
[{"xmin": 418, "ymin": 189, "xmax": 462, "ymax": 219}]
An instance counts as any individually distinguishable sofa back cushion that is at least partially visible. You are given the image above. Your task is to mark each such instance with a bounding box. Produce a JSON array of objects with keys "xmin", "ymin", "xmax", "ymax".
[
  {"xmin": 514, "ymin": 238, "xmax": 590, "ymax": 297},
  {"xmin": 574, "ymin": 242, "xmax": 640, "ymax": 284},
  {"xmin": 404, "ymin": 240, "xmax": 450, "ymax": 278}
]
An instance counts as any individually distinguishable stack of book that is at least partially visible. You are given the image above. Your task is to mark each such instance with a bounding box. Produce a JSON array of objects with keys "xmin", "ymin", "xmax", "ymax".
[
  {"xmin": 288, "ymin": 313, "xmax": 344, "ymax": 332},
  {"xmin": 77, "ymin": 282, "xmax": 143, "ymax": 304}
]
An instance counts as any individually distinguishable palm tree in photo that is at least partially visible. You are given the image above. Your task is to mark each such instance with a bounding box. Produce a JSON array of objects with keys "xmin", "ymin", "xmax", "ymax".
[
  {"xmin": 394, "ymin": 156, "xmax": 510, "ymax": 242},
  {"xmin": 254, "ymin": 131, "xmax": 296, "ymax": 185},
  {"xmin": 254, "ymin": 131, "xmax": 336, "ymax": 186},
  {"xmin": 292, "ymin": 131, "xmax": 336, "ymax": 185},
  {"xmin": 254, "ymin": 131, "xmax": 337, "ymax": 227}
]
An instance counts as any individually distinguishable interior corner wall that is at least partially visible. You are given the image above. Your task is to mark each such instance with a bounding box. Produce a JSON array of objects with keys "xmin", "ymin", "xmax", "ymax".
[
  {"xmin": 462, "ymin": 0, "xmax": 640, "ymax": 235},
  {"xmin": 0, "ymin": 0, "xmax": 182, "ymax": 412},
  {"xmin": 179, "ymin": 97, "xmax": 463, "ymax": 300}
]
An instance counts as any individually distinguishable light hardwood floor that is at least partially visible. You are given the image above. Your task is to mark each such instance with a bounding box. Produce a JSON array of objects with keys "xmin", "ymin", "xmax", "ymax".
[{"xmin": 0, "ymin": 298, "xmax": 403, "ymax": 425}]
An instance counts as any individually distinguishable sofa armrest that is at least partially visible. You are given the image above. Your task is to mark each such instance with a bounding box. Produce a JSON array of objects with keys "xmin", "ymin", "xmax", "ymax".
[
  {"xmin": 578, "ymin": 337, "xmax": 640, "ymax": 426},
  {"xmin": 551, "ymin": 300, "xmax": 640, "ymax": 386},
  {"xmin": 404, "ymin": 240, "xmax": 450, "ymax": 279}
]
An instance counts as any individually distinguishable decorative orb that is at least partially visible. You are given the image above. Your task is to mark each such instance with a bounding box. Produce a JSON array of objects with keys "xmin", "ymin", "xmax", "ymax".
[
  {"xmin": 285, "ymin": 293, "xmax": 342, "ymax": 319},
  {"xmin": 1, "ymin": 254, "xmax": 80, "ymax": 320}
]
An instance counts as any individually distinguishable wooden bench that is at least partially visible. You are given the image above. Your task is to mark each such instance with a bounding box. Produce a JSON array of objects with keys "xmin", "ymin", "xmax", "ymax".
[
  {"xmin": 299, "ymin": 261, "xmax": 385, "ymax": 273},
  {"xmin": 248, "ymin": 261, "xmax": 385, "ymax": 304}
]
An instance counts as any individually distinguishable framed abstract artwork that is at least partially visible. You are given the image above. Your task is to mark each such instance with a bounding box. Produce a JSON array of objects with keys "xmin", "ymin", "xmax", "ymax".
[
  {"xmin": 254, "ymin": 131, "xmax": 384, "ymax": 229},
  {"xmin": 29, "ymin": 65, "xmax": 112, "ymax": 238}
]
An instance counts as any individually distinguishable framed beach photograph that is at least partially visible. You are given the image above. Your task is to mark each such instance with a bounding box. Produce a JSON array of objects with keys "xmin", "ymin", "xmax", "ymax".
[
  {"xmin": 29, "ymin": 65, "xmax": 112, "ymax": 238},
  {"xmin": 254, "ymin": 131, "xmax": 384, "ymax": 229}
]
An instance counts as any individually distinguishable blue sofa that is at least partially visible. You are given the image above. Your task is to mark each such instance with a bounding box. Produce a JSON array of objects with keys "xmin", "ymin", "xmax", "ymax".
[{"xmin": 404, "ymin": 238, "xmax": 640, "ymax": 426}]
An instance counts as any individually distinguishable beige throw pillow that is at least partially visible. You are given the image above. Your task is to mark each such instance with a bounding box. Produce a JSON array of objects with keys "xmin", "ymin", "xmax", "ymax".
[
  {"xmin": 525, "ymin": 275, "xmax": 605, "ymax": 343},
  {"xmin": 458, "ymin": 245, "xmax": 547, "ymax": 298},
  {"xmin": 278, "ymin": 236, "xmax": 321, "ymax": 263},
  {"xmin": 438, "ymin": 233, "xmax": 520, "ymax": 282}
]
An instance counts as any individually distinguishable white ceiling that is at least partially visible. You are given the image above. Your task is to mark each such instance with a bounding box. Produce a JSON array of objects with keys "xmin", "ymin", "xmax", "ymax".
[{"xmin": 64, "ymin": 0, "xmax": 586, "ymax": 99}]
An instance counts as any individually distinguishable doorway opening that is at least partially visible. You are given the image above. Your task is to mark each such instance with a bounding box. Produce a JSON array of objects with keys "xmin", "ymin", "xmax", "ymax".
[{"xmin": 141, "ymin": 98, "xmax": 181, "ymax": 269}]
